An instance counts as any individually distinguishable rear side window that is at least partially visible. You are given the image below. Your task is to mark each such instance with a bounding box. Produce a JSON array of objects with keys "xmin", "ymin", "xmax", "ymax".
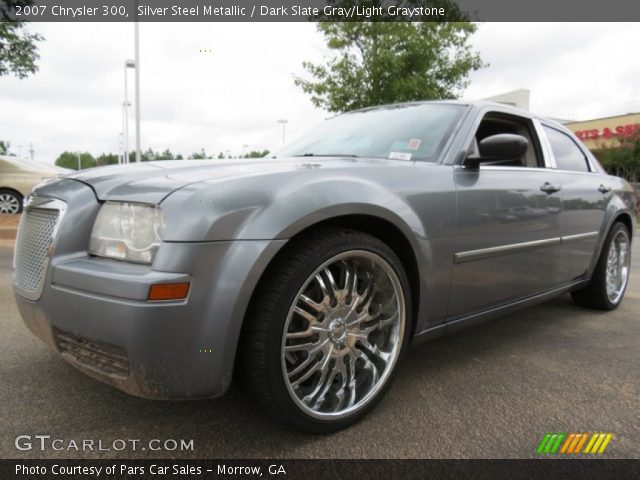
[{"xmin": 543, "ymin": 126, "xmax": 590, "ymax": 172}]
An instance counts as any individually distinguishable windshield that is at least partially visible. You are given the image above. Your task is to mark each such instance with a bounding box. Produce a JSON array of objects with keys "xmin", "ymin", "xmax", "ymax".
[{"xmin": 274, "ymin": 103, "xmax": 465, "ymax": 162}]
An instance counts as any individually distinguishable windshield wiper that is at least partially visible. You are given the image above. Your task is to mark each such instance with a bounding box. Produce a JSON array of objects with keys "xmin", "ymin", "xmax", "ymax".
[{"xmin": 293, "ymin": 153, "xmax": 359, "ymax": 158}]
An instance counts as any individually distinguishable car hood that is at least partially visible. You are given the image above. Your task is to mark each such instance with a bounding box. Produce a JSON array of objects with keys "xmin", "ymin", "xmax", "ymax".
[{"xmin": 66, "ymin": 157, "xmax": 405, "ymax": 204}]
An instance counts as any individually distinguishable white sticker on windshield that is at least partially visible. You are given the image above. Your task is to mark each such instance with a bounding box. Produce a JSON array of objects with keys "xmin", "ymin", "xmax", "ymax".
[{"xmin": 389, "ymin": 151, "xmax": 412, "ymax": 161}]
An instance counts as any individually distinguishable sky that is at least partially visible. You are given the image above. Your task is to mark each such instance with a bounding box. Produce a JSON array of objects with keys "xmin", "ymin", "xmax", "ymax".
[{"xmin": 1, "ymin": 22, "xmax": 639, "ymax": 163}]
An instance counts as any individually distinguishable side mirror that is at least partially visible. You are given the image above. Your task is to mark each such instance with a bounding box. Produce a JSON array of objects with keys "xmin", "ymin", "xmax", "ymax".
[{"xmin": 464, "ymin": 134, "xmax": 529, "ymax": 168}]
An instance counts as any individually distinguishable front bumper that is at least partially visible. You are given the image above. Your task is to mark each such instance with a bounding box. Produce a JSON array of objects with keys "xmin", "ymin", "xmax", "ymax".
[{"xmin": 13, "ymin": 179, "xmax": 285, "ymax": 399}]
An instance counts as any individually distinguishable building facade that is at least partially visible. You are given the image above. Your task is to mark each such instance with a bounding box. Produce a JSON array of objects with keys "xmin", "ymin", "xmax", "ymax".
[{"xmin": 563, "ymin": 113, "xmax": 640, "ymax": 150}]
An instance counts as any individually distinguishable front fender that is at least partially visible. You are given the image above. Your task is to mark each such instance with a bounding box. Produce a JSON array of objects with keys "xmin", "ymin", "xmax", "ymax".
[
  {"xmin": 159, "ymin": 173, "xmax": 427, "ymax": 243},
  {"xmin": 159, "ymin": 165, "xmax": 458, "ymax": 333}
]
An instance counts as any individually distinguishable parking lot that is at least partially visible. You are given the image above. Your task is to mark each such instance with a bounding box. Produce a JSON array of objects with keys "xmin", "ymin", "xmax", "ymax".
[{"xmin": 0, "ymin": 237, "xmax": 638, "ymax": 459}]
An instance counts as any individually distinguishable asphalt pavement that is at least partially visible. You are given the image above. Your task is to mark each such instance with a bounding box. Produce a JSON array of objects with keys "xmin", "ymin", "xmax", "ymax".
[{"xmin": 1, "ymin": 240, "xmax": 638, "ymax": 459}]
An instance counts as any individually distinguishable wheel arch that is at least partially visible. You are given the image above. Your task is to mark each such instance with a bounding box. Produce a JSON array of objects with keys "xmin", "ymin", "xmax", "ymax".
[
  {"xmin": 233, "ymin": 213, "xmax": 423, "ymax": 376},
  {"xmin": 614, "ymin": 211, "xmax": 634, "ymax": 239},
  {"xmin": 0, "ymin": 186, "xmax": 24, "ymax": 198},
  {"xmin": 587, "ymin": 208, "xmax": 635, "ymax": 279}
]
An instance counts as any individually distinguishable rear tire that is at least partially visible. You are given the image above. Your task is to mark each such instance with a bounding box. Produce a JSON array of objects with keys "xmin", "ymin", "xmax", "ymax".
[
  {"xmin": 238, "ymin": 229, "xmax": 411, "ymax": 433},
  {"xmin": 571, "ymin": 222, "xmax": 631, "ymax": 310}
]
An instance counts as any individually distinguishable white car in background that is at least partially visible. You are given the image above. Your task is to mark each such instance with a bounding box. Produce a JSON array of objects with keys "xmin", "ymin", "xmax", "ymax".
[{"xmin": 0, "ymin": 156, "xmax": 69, "ymax": 214}]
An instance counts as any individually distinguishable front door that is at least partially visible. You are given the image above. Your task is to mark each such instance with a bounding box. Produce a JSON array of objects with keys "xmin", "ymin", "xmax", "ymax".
[{"xmin": 447, "ymin": 112, "xmax": 562, "ymax": 319}]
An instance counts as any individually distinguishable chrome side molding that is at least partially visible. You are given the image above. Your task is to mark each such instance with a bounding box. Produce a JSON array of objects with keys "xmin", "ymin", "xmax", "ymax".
[{"xmin": 454, "ymin": 231, "xmax": 599, "ymax": 264}]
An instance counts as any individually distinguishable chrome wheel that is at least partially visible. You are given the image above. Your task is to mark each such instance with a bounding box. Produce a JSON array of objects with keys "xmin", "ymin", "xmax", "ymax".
[
  {"xmin": 605, "ymin": 229, "xmax": 630, "ymax": 304},
  {"xmin": 0, "ymin": 193, "xmax": 21, "ymax": 214},
  {"xmin": 281, "ymin": 250, "xmax": 405, "ymax": 420}
]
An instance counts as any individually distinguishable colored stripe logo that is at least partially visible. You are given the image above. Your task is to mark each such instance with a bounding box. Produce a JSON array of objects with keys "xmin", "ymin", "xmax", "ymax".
[{"xmin": 537, "ymin": 433, "xmax": 613, "ymax": 454}]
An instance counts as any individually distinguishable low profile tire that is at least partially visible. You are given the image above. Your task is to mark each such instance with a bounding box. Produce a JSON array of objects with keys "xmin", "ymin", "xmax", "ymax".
[
  {"xmin": 571, "ymin": 222, "xmax": 631, "ymax": 310},
  {"xmin": 0, "ymin": 189, "xmax": 23, "ymax": 214},
  {"xmin": 238, "ymin": 229, "xmax": 411, "ymax": 433}
]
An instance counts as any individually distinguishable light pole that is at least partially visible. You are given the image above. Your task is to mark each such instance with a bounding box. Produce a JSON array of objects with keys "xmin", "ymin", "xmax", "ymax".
[
  {"xmin": 118, "ymin": 133, "xmax": 124, "ymax": 164},
  {"xmin": 277, "ymin": 119, "xmax": 288, "ymax": 144},
  {"xmin": 134, "ymin": 20, "xmax": 141, "ymax": 163},
  {"xmin": 76, "ymin": 152, "xmax": 81, "ymax": 171},
  {"xmin": 122, "ymin": 100, "xmax": 131, "ymax": 163},
  {"xmin": 124, "ymin": 59, "xmax": 135, "ymax": 163}
]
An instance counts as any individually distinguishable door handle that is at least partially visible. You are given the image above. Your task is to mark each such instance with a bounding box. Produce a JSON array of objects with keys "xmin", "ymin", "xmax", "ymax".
[
  {"xmin": 540, "ymin": 182, "xmax": 561, "ymax": 194},
  {"xmin": 598, "ymin": 184, "xmax": 612, "ymax": 194}
]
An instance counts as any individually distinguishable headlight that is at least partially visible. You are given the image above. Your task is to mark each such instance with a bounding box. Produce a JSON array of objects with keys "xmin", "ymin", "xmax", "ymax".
[{"xmin": 89, "ymin": 202, "xmax": 165, "ymax": 264}]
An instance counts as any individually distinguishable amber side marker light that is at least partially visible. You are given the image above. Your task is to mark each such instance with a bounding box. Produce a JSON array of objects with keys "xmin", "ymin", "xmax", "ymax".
[{"xmin": 148, "ymin": 283, "xmax": 190, "ymax": 301}]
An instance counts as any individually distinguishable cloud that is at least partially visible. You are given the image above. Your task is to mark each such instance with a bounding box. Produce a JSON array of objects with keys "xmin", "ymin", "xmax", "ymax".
[
  {"xmin": 1, "ymin": 22, "xmax": 638, "ymax": 163},
  {"xmin": 464, "ymin": 23, "xmax": 640, "ymax": 120},
  {"xmin": 0, "ymin": 22, "xmax": 327, "ymax": 161}
]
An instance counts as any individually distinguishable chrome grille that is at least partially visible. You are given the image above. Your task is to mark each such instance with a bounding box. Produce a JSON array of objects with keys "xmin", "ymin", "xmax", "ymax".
[{"xmin": 13, "ymin": 204, "xmax": 62, "ymax": 299}]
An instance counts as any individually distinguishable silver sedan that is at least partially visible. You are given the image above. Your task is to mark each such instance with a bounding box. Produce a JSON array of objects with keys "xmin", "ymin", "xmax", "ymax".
[{"xmin": 13, "ymin": 101, "xmax": 636, "ymax": 432}]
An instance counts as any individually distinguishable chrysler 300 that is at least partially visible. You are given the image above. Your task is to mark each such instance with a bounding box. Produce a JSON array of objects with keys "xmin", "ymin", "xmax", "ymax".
[{"xmin": 13, "ymin": 101, "xmax": 635, "ymax": 432}]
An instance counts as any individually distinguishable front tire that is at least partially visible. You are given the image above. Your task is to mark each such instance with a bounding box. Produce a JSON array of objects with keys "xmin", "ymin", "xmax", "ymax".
[
  {"xmin": 571, "ymin": 222, "xmax": 631, "ymax": 310},
  {"xmin": 0, "ymin": 189, "xmax": 23, "ymax": 214},
  {"xmin": 238, "ymin": 229, "xmax": 411, "ymax": 433}
]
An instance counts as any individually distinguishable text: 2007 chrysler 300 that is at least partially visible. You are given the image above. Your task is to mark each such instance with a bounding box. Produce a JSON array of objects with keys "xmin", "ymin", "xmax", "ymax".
[{"xmin": 13, "ymin": 102, "xmax": 635, "ymax": 432}]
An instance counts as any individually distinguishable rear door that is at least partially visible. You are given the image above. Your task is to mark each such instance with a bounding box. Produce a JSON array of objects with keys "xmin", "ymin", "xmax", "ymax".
[
  {"xmin": 448, "ymin": 109, "xmax": 562, "ymax": 319},
  {"xmin": 541, "ymin": 125, "xmax": 609, "ymax": 282}
]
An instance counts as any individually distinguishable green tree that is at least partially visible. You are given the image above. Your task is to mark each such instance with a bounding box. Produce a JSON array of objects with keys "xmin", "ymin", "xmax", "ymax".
[
  {"xmin": 594, "ymin": 126, "xmax": 640, "ymax": 183},
  {"xmin": 0, "ymin": 2, "xmax": 44, "ymax": 78},
  {"xmin": 140, "ymin": 148, "xmax": 177, "ymax": 161},
  {"xmin": 0, "ymin": 140, "xmax": 11, "ymax": 155},
  {"xmin": 141, "ymin": 148, "xmax": 157, "ymax": 162},
  {"xmin": 295, "ymin": 8, "xmax": 483, "ymax": 112},
  {"xmin": 244, "ymin": 150, "xmax": 270, "ymax": 158},
  {"xmin": 155, "ymin": 149, "xmax": 175, "ymax": 160},
  {"xmin": 217, "ymin": 152, "xmax": 225, "ymax": 159},
  {"xmin": 96, "ymin": 153, "xmax": 119, "ymax": 166},
  {"xmin": 190, "ymin": 148, "xmax": 207, "ymax": 159},
  {"xmin": 55, "ymin": 151, "xmax": 96, "ymax": 170}
]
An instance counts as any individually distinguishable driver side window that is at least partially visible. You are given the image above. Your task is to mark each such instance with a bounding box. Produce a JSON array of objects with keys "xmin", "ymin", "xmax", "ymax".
[{"xmin": 469, "ymin": 113, "xmax": 543, "ymax": 168}]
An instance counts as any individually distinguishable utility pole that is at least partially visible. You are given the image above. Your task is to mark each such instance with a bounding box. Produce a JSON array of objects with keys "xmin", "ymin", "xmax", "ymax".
[
  {"xmin": 118, "ymin": 133, "xmax": 124, "ymax": 164},
  {"xmin": 124, "ymin": 59, "xmax": 135, "ymax": 163},
  {"xmin": 134, "ymin": 19, "xmax": 141, "ymax": 163},
  {"xmin": 277, "ymin": 119, "xmax": 288, "ymax": 144}
]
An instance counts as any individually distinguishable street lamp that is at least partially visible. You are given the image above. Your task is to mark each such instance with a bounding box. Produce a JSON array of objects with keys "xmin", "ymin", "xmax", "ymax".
[
  {"xmin": 124, "ymin": 59, "xmax": 135, "ymax": 163},
  {"xmin": 122, "ymin": 100, "xmax": 131, "ymax": 163},
  {"xmin": 277, "ymin": 119, "xmax": 288, "ymax": 144},
  {"xmin": 134, "ymin": 21, "xmax": 141, "ymax": 163},
  {"xmin": 76, "ymin": 152, "xmax": 82, "ymax": 171},
  {"xmin": 118, "ymin": 132, "xmax": 124, "ymax": 164}
]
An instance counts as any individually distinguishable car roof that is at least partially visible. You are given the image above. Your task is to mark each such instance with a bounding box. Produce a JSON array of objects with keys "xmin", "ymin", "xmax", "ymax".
[
  {"xmin": 0, "ymin": 155, "xmax": 66, "ymax": 173},
  {"xmin": 347, "ymin": 99, "xmax": 569, "ymax": 133}
]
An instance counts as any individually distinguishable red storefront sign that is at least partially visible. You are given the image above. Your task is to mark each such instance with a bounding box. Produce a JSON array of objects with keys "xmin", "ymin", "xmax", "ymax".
[{"xmin": 575, "ymin": 123, "xmax": 640, "ymax": 141}]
